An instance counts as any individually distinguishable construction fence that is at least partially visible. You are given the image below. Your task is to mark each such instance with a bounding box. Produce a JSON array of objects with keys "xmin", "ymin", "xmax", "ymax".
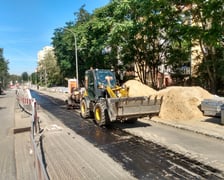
[{"xmin": 16, "ymin": 88, "xmax": 49, "ymax": 180}]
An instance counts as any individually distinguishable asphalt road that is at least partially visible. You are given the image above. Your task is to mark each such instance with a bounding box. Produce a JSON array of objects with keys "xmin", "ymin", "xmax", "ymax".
[
  {"xmin": 115, "ymin": 119, "xmax": 224, "ymax": 172},
  {"xmin": 0, "ymin": 90, "xmax": 16, "ymax": 180},
  {"xmin": 31, "ymin": 89, "xmax": 224, "ymax": 179}
]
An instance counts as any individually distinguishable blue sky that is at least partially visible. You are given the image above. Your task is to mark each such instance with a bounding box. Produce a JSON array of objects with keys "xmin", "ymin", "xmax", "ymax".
[{"xmin": 0, "ymin": 0, "xmax": 109, "ymax": 75}]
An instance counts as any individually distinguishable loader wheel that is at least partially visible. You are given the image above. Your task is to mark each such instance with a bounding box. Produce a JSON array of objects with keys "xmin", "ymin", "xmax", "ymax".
[
  {"xmin": 94, "ymin": 101, "xmax": 109, "ymax": 126},
  {"xmin": 80, "ymin": 99, "xmax": 89, "ymax": 119}
]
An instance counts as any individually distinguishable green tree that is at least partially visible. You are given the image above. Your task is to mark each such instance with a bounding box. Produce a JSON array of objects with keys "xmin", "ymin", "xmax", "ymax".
[
  {"xmin": 21, "ymin": 72, "xmax": 29, "ymax": 82},
  {"xmin": 38, "ymin": 49, "xmax": 62, "ymax": 86},
  {"xmin": 190, "ymin": 0, "xmax": 224, "ymax": 93},
  {"xmin": 52, "ymin": 5, "xmax": 118, "ymax": 85},
  {"xmin": 0, "ymin": 48, "xmax": 9, "ymax": 88},
  {"xmin": 51, "ymin": 0, "xmax": 223, "ymax": 93},
  {"xmin": 52, "ymin": 6, "xmax": 92, "ymax": 85},
  {"xmin": 45, "ymin": 51, "xmax": 61, "ymax": 86},
  {"xmin": 9, "ymin": 74, "xmax": 21, "ymax": 84},
  {"xmin": 107, "ymin": 0, "xmax": 179, "ymax": 86}
]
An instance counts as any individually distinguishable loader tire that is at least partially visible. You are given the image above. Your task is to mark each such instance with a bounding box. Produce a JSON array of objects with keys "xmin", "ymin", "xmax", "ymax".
[
  {"xmin": 80, "ymin": 99, "xmax": 90, "ymax": 119},
  {"xmin": 94, "ymin": 100, "xmax": 109, "ymax": 126}
]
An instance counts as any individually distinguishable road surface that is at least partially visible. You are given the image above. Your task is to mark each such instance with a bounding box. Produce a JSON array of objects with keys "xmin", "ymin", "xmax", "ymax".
[
  {"xmin": 0, "ymin": 90, "xmax": 16, "ymax": 179},
  {"xmin": 31, "ymin": 89, "xmax": 224, "ymax": 179}
]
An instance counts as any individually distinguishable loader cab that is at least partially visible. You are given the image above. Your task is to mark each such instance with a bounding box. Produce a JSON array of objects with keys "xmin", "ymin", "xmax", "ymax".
[{"xmin": 85, "ymin": 69, "xmax": 116, "ymax": 100}]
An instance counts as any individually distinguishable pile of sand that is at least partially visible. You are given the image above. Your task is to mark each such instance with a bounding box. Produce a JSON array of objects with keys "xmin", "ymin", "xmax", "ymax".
[
  {"xmin": 124, "ymin": 80, "xmax": 157, "ymax": 97},
  {"xmin": 124, "ymin": 80, "xmax": 213, "ymax": 121},
  {"xmin": 156, "ymin": 86, "xmax": 213, "ymax": 121}
]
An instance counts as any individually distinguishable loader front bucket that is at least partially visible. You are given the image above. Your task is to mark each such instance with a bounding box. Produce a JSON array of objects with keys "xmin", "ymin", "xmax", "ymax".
[{"xmin": 106, "ymin": 95, "xmax": 163, "ymax": 121}]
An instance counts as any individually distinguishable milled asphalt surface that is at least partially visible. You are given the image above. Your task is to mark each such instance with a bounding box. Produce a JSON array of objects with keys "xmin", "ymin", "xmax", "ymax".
[
  {"xmin": 31, "ymin": 91, "xmax": 137, "ymax": 179},
  {"xmin": 1, "ymin": 88, "xmax": 136, "ymax": 180},
  {"xmin": 1, "ymin": 87, "xmax": 224, "ymax": 179},
  {"xmin": 40, "ymin": 86, "xmax": 224, "ymax": 140},
  {"xmin": 39, "ymin": 87, "xmax": 224, "ymax": 173}
]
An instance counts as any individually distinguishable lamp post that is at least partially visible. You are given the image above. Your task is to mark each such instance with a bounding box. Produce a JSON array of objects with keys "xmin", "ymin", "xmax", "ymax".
[{"xmin": 65, "ymin": 28, "xmax": 79, "ymax": 88}]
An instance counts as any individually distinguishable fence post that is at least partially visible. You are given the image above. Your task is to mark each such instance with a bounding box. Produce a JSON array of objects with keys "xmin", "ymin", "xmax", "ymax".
[{"xmin": 32, "ymin": 99, "xmax": 39, "ymax": 136}]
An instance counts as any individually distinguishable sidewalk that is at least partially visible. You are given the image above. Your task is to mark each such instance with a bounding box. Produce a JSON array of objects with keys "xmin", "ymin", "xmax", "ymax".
[
  {"xmin": 150, "ymin": 116, "xmax": 224, "ymax": 141},
  {"xmin": 14, "ymin": 90, "xmax": 36, "ymax": 180},
  {"xmin": 14, "ymin": 106, "xmax": 35, "ymax": 180}
]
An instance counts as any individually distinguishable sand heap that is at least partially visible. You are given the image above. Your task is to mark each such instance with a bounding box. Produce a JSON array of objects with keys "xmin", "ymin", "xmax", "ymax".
[
  {"xmin": 124, "ymin": 80, "xmax": 157, "ymax": 97},
  {"xmin": 124, "ymin": 80, "xmax": 213, "ymax": 121},
  {"xmin": 157, "ymin": 86, "xmax": 213, "ymax": 121}
]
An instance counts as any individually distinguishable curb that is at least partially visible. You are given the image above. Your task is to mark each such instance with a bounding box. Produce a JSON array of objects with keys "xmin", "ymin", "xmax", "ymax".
[{"xmin": 149, "ymin": 118, "xmax": 224, "ymax": 141}]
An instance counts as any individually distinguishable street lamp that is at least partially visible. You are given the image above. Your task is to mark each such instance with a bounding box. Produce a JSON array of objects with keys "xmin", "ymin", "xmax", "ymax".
[{"xmin": 64, "ymin": 28, "xmax": 79, "ymax": 88}]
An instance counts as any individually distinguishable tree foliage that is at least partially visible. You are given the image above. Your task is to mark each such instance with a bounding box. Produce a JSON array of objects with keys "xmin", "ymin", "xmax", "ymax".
[
  {"xmin": 38, "ymin": 49, "xmax": 62, "ymax": 86},
  {"xmin": 190, "ymin": 0, "xmax": 224, "ymax": 93},
  {"xmin": 21, "ymin": 72, "xmax": 29, "ymax": 82},
  {"xmin": 0, "ymin": 48, "xmax": 9, "ymax": 88},
  {"xmin": 51, "ymin": 0, "xmax": 224, "ymax": 93}
]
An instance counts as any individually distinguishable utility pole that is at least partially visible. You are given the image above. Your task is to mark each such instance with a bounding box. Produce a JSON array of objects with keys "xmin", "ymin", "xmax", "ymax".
[{"xmin": 64, "ymin": 28, "xmax": 79, "ymax": 88}]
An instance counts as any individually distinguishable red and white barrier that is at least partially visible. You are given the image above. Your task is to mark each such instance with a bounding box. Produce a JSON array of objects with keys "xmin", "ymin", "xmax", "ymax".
[
  {"xmin": 16, "ymin": 88, "xmax": 49, "ymax": 180},
  {"xmin": 21, "ymin": 97, "xmax": 33, "ymax": 105}
]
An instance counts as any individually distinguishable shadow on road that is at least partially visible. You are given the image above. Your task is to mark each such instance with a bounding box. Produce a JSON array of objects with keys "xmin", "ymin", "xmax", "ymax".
[
  {"xmin": 203, "ymin": 117, "xmax": 222, "ymax": 125},
  {"xmin": 0, "ymin": 106, "xmax": 6, "ymax": 110}
]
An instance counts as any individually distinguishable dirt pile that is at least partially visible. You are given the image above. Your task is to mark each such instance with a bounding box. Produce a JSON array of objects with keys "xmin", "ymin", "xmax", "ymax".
[
  {"xmin": 157, "ymin": 86, "xmax": 213, "ymax": 121},
  {"xmin": 124, "ymin": 80, "xmax": 213, "ymax": 121},
  {"xmin": 124, "ymin": 80, "xmax": 157, "ymax": 97}
]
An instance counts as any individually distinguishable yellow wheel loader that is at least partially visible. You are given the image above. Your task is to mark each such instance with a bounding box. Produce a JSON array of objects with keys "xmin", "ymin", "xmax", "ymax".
[{"xmin": 80, "ymin": 69, "xmax": 163, "ymax": 126}]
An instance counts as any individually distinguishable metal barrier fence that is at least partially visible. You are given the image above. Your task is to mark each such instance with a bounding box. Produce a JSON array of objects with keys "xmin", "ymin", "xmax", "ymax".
[{"xmin": 16, "ymin": 88, "xmax": 49, "ymax": 180}]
